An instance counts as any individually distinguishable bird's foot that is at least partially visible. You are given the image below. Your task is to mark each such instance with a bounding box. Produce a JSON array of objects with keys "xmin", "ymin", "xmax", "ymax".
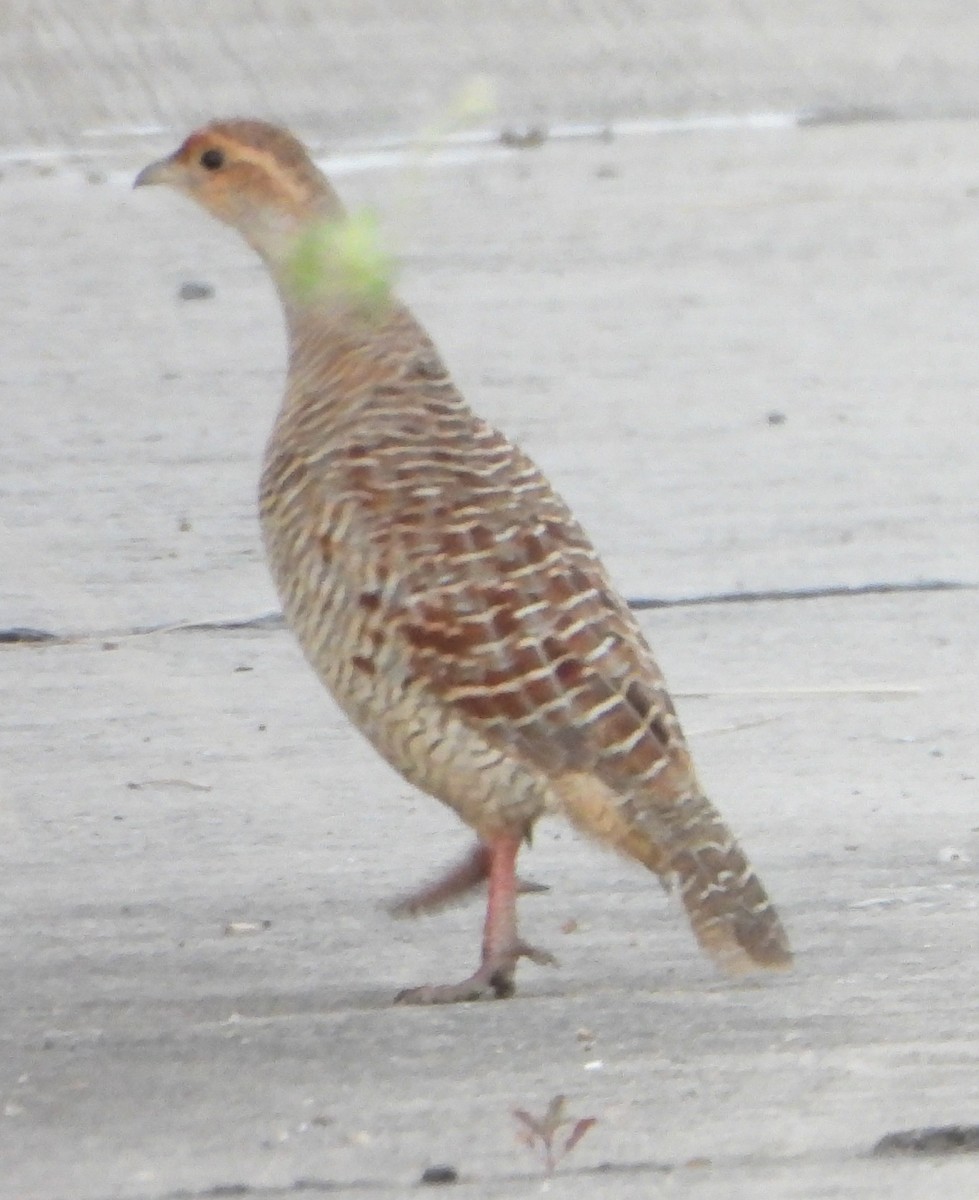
[{"xmin": 394, "ymin": 939, "xmax": 558, "ymax": 1005}]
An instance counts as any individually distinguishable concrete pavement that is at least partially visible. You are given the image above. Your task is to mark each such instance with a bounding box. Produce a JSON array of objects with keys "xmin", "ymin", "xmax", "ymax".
[{"xmin": 2, "ymin": 8, "xmax": 979, "ymax": 1197}]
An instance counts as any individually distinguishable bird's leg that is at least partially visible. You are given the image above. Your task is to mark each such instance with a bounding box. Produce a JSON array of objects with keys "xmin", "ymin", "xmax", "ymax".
[
  {"xmin": 388, "ymin": 837, "xmax": 548, "ymax": 917},
  {"xmin": 388, "ymin": 840, "xmax": 490, "ymax": 917},
  {"xmin": 394, "ymin": 833, "xmax": 557, "ymax": 1004}
]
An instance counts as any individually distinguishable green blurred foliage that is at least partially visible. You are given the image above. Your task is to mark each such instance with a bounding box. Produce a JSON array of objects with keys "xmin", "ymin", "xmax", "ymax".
[{"xmin": 286, "ymin": 208, "xmax": 394, "ymax": 316}]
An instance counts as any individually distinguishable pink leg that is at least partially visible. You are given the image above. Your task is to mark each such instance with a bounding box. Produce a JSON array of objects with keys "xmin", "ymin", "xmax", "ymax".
[
  {"xmin": 394, "ymin": 834, "xmax": 557, "ymax": 1004},
  {"xmin": 389, "ymin": 838, "xmax": 548, "ymax": 918}
]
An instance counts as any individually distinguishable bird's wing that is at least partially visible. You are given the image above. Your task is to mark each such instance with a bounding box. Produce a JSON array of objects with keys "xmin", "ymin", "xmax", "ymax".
[{"xmin": 320, "ymin": 417, "xmax": 696, "ymax": 795}]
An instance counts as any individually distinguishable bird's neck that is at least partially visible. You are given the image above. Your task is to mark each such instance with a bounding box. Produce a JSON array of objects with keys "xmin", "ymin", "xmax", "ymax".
[{"xmin": 273, "ymin": 293, "xmax": 428, "ymax": 430}]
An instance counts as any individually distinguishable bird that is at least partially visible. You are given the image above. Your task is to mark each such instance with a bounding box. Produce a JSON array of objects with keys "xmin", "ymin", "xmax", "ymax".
[{"xmin": 135, "ymin": 119, "xmax": 791, "ymax": 1003}]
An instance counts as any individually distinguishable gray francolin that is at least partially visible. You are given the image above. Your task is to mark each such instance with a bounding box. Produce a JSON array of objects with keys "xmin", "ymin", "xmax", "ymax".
[{"xmin": 135, "ymin": 119, "xmax": 791, "ymax": 1003}]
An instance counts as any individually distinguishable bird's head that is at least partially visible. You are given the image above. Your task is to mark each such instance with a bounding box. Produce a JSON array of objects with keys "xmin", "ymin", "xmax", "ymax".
[{"xmin": 134, "ymin": 119, "xmax": 345, "ymax": 268}]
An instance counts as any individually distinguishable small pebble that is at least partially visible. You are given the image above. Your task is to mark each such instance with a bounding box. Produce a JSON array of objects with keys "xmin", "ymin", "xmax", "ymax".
[
  {"xmin": 178, "ymin": 280, "xmax": 215, "ymax": 301},
  {"xmin": 873, "ymin": 1124, "xmax": 979, "ymax": 1156},
  {"xmin": 420, "ymin": 1164, "xmax": 459, "ymax": 1185},
  {"xmin": 938, "ymin": 846, "xmax": 969, "ymax": 864},
  {"xmin": 500, "ymin": 126, "xmax": 547, "ymax": 149},
  {"xmin": 223, "ymin": 920, "xmax": 271, "ymax": 936},
  {"xmin": 0, "ymin": 627, "xmax": 57, "ymax": 644}
]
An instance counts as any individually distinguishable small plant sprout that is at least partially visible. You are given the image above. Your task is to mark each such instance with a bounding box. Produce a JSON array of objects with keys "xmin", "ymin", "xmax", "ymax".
[{"xmin": 513, "ymin": 1094, "xmax": 597, "ymax": 1174}]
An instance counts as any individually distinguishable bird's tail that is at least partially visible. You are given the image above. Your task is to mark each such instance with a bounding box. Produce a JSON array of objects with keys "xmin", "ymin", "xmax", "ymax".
[
  {"xmin": 558, "ymin": 772, "xmax": 792, "ymax": 975},
  {"xmin": 666, "ymin": 803, "xmax": 792, "ymax": 975}
]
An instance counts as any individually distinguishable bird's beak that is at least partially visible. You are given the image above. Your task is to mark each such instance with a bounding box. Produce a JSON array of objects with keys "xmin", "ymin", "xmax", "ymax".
[{"xmin": 133, "ymin": 154, "xmax": 182, "ymax": 189}]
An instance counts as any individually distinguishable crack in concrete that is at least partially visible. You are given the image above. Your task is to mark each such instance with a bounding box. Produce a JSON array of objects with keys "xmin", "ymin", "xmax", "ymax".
[{"xmin": 1, "ymin": 579, "xmax": 974, "ymax": 648}]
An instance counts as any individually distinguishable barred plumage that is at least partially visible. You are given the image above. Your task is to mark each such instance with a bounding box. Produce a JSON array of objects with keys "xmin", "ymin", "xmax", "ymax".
[{"xmin": 136, "ymin": 119, "xmax": 792, "ymax": 1002}]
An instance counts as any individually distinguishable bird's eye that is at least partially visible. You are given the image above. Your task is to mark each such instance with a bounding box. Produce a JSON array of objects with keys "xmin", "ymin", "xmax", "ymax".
[{"xmin": 200, "ymin": 148, "xmax": 225, "ymax": 171}]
